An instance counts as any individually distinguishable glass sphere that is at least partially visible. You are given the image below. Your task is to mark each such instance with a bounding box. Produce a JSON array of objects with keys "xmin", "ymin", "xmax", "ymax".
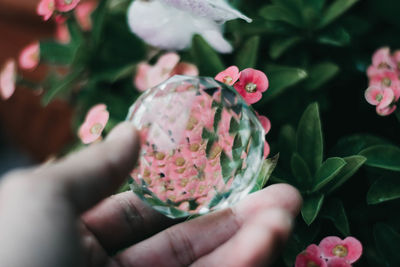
[{"xmin": 127, "ymin": 75, "xmax": 265, "ymax": 218}]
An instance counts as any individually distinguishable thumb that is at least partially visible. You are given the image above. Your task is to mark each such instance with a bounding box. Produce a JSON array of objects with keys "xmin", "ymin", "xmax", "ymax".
[{"xmin": 41, "ymin": 122, "xmax": 140, "ymax": 213}]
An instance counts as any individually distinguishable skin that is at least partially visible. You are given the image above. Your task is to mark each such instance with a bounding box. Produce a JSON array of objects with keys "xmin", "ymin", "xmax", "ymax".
[{"xmin": 0, "ymin": 122, "xmax": 302, "ymax": 267}]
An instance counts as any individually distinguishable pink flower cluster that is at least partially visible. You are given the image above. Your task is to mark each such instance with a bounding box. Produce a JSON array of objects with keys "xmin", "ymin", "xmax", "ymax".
[
  {"xmin": 295, "ymin": 236, "xmax": 363, "ymax": 267},
  {"xmin": 37, "ymin": 0, "xmax": 81, "ymax": 21},
  {"xmin": 134, "ymin": 52, "xmax": 198, "ymax": 92},
  {"xmin": 365, "ymin": 47, "xmax": 400, "ymax": 116},
  {"xmin": 132, "ymin": 89, "xmax": 238, "ymax": 212},
  {"xmin": 215, "ymin": 66, "xmax": 271, "ymax": 158}
]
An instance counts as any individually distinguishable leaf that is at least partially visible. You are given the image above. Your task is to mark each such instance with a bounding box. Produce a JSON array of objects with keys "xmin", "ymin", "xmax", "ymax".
[
  {"xmin": 317, "ymin": 27, "xmax": 351, "ymax": 46},
  {"xmin": 39, "ymin": 41, "xmax": 76, "ymax": 65},
  {"xmin": 91, "ymin": 0, "xmax": 109, "ymax": 45},
  {"xmin": 220, "ymin": 152, "xmax": 242, "ymax": 183},
  {"xmin": 259, "ymin": 5, "xmax": 302, "ymax": 26},
  {"xmin": 321, "ymin": 198, "xmax": 350, "ymax": 236},
  {"xmin": 359, "ymin": 145, "xmax": 400, "ymax": 172},
  {"xmin": 278, "ymin": 124, "xmax": 296, "ymax": 167},
  {"xmin": 251, "ymin": 154, "xmax": 279, "ymax": 193},
  {"xmin": 313, "ymin": 157, "xmax": 346, "ymax": 192},
  {"xmin": 304, "ymin": 62, "xmax": 340, "ymax": 90},
  {"xmin": 374, "ymin": 223, "xmax": 400, "ymax": 266},
  {"xmin": 319, "ymin": 0, "xmax": 359, "ymax": 28},
  {"xmin": 229, "ymin": 117, "xmax": 240, "ymax": 134},
  {"xmin": 261, "ymin": 65, "xmax": 308, "ymax": 101},
  {"xmin": 301, "ymin": 193, "xmax": 324, "ymax": 225},
  {"xmin": 235, "ymin": 36, "xmax": 260, "ymax": 69},
  {"xmin": 367, "ymin": 175, "xmax": 400, "ymax": 204},
  {"xmin": 291, "ymin": 153, "xmax": 312, "ymax": 190},
  {"xmin": 296, "ymin": 103, "xmax": 323, "ymax": 176},
  {"xmin": 213, "ymin": 105, "xmax": 222, "ymax": 132},
  {"xmin": 41, "ymin": 68, "xmax": 83, "ymax": 105},
  {"xmin": 190, "ymin": 35, "xmax": 224, "ymax": 76},
  {"xmin": 326, "ymin": 155, "xmax": 366, "ymax": 194},
  {"xmin": 269, "ymin": 36, "xmax": 302, "ymax": 59},
  {"xmin": 330, "ymin": 134, "xmax": 391, "ymax": 157}
]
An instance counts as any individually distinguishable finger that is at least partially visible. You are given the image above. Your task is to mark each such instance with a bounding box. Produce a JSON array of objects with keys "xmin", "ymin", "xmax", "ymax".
[
  {"xmin": 35, "ymin": 122, "xmax": 140, "ymax": 213},
  {"xmin": 192, "ymin": 209, "xmax": 293, "ymax": 267},
  {"xmin": 82, "ymin": 191, "xmax": 173, "ymax": 252},
  {"xmin": 110, "ymin": 184, "xmax": 302, "ymax": 267}
]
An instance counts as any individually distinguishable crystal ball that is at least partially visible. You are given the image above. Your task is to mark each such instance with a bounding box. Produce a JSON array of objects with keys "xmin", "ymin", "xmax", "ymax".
[{"xmin": 127, "ymin": 75, "xmax": 265, "ymax": 218}]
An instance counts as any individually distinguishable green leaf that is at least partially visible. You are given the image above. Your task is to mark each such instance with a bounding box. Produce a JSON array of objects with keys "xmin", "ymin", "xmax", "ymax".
[
  {"xmin": 367, "ymin": 175, "xmax": 400, "ymax": 204},
  {"xmin": 229, "ymin": 117, "xmax": 240, "ymax": 134},
  {"xmin": 374, "ymin": 223, "xmax": 400, "ymax": 266},
  {"xmin": 301, "ymin": 193, "xmax": 324, "ymax": 225},
  {"xmin": 259, "ymin": 5, "xmax": 302, "ymax": 26},
  {"xmin": 330, "ymin": 134, "xmax": 391, "ymax": 157},
  {"xmin": 262, "ymin": 65, "xmax": 308, "ymax": 100},
  {"xmin": 91, "ymin": 0, "xmax": 109, "ymax": 45},
  {"xmin": 220, "ymin": 152, "xmax": 242, "ymax": 183},
  {"xmin": 291, "ymin": 153, "xmax": 312, "ymax": 190},
  {"xmin": 304, "ymin": 62, "xmax": 340, "ymax": 90},
  {"xmin": 296, "ymin": 103, "xmax": 323, "ymax": 175},
  {"xmin": 39, "ymin": 41, "xmax": 76, "ymax": 65},
  {"xmin": 41, "ymin": 68, "xmax": 83, "ymax": 105},
  {"xmin": 313, "ymin": 157, "xmax": 346, "ymax": 192},
  {"xmin": 278, "ymin": 124, "xmax": 296, "ymax": 168},
  {"xmin": 360, "ymin": 145, "xmax": 400, "ymax": 172},
  {"xmin": 317, "ymin": 27, "xmax": 351, "ymax": 46},
  {"xmin": 326, "ymin": 155, "xmax": 366, "ymax": 194},
  {"xmin": 213, "ymin": 105, "xmax": 222, "ymax": 132},
  {"xmin": 319, "ymin": 0, "xmax": 359, "ymax": 28},
  {"xmin": 235, "ymin": 36, "xmax": 260, "ymax": 69},
  {"xmin": 269, "ymin": 36, "xmax": 302, "ymax": 59},
  {"xmin": 190, "ymin": 35, "xmax": 224, "ymax": 76},
  {"xmin": 251, "ymin": 154, "xmax": 279, "ymax": 193},
  {"xmin": 321, "ymin": 198, "xmax": 350, "ymax": 236}
]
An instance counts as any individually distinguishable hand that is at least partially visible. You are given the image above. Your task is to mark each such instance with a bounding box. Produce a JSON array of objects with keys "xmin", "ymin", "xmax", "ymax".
[{"xmin": 0, "ymin": 123, "xmax": 302, "ymax": 267}]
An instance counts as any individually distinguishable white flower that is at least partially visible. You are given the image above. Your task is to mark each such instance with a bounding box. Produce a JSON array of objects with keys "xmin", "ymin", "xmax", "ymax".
[{"xmin": 127, "ymin": 0, "xmax": 251, "ymax": 53}]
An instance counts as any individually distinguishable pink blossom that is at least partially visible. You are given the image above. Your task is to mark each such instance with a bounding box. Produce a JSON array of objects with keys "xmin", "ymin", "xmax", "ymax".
[
  {"xmin": 55, "ymin": 0, "xmax": 81, "ymax": 12},
  {"xmin": 234, "ymin": 68, "xmax": 269, "ymax": 104},
  {"xmin": 257, "ymin": 115, "xmax": 271, "ymax": 135},
  {"xmin": 319, "ymin": 236, "xmax": 362, "ymax": 264},
  {"xmin": 19, "ymin": 42, "xmax": 40, "ymax": 70},
  {"xmin": 215, "ymin": 66, "xmax": 240, "ymax": 86},
  {"xmin": 295, "ymin": 244, "xmax": 327, "ymax": 267},
  {"xmin": 365, "ymin": 86, "xmax": 396, "ymax": 116},
  {"xmin": 327, "ymin": 257, "xmax": 351, "ymax": 267},
  {"xmin": 367, "ymin": 47, "xmax": 396, "ymax": 77},
  {"xmin": 74, "ymin": 0, "xmax": 97, "ymax": 31},
  {"xmin": 37, "ymin": 0, "xmax": 55, "ymax": 21},
  {"xmin": 264, "ymin": 141, "xmax": 270, "ymax": 159},
  {"xmin": 0, "ymin": 59, "xmax": 16, "ymax": 100},
  {"xmin": 369, "ymin": 71, "xmax": 400, "ymax": 99},
  {"xmin": 393, "ymin": 50, "xmax": 400, "ymax": 69},
  {"xmin": 55, "ymin": 21, "xmax": 70, "ymax": 44},
  {"xmin": 78, "ymin": 104, "xmax": 109, "ymax": 144},
  {"xmin": 134, "ymin": 53, "xmax": 198, "ymax": 92}
]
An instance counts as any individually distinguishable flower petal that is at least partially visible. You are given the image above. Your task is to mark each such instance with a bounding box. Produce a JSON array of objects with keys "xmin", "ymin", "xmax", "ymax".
[
  {"xmin": 327, "ymin": 258, "xmax": 351, "ymax": 267},
  {"xmin": 319, "ymin": 236, "xmax": 343, "ymax": 258},
  {"xmin": 0, "ymin": 59, "xmax": 17, "ymax": 100},
  {"xmin": 215, "ymin": 66, "xmax": 240, "ymax": 85},
  {"xmin": 342, "ymin": 237, "xmax": 363, "ymax": 263},
  {"xmin": 377, "ymin": 88, "xmax": 394, "ymax": 109},
  {"xmin": 19, "ymin": 42, "xmax": 40, "ymax": 70},
  {"xmin": 365, "ymin": 86, "xmax": 382, "ymax": 106}
]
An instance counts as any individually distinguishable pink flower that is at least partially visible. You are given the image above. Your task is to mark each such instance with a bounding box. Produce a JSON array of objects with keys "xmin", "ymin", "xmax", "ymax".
[
  {"xmin": 134, "ymin": 52, "xmax": 198, "ymax": 92},
  {"xmin": 319, "ymin": 236, "xmax": 363, "ymax": 264},
  {"xmin": 367, "ymin": 47, "xmax": 396, "ymax": 77},
  {"xmin": 215, "ymin": 66, "xmax": 240, "ymax": 86},
  {"xmin": 365, "ymin": 86, "xmax": 396, "ymax": 116},
  {"xmin": 0, "ymin": 59, "xmax": 16, "ymax": 100},
  {"xmin": 78, "ymin": 104, "xmax": 109, "ymax": 144},
  {"xmin": 55, "ymin": 21, "xmax": 70, "ymax": 43},
  {"xmin": 295, "ymin": 244, "xmax": 327, "ymax": 267},
  {"xmin": 55, "ymin": 0, "xmax": 81, "ymax": 12},
  {"xmin": 263, "ymin": 141, "xmax": 270, "ymax": 159},
  {"xmin": 234, "ymin": 68, "xmax": 269, "ymax": 104},
  {"xmin": 327, "ymin": 258, "xmax": 351, "ymax": 267},
  {"xmin": 19, "ymin": 42, "xmax": 40, "ymax": 70},
  {"xmin": 37, "ymin": 0, "xmax": 55, "ymax": 21},
  {"xmin": 257, "ymin": 115, "xmax": 271, "ymax": 135},
  {"xmin": 393, "ymin": 50, "xmax": 400, "ymax": 70},
  {"xmin": 74, "ymin": 0, "xmax": 97, "ymax": 31}
]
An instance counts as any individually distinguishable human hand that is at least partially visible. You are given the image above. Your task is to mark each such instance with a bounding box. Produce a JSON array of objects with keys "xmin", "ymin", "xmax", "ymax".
[{"xmin": 0, "ymin": 122, "xmax": 302, "ymax": 267}]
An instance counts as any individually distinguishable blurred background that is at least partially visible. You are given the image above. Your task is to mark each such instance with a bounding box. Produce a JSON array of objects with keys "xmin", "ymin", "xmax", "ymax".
[{"xmin": 0, "ymin": 0, "xmax": 74, "ymax": 175}]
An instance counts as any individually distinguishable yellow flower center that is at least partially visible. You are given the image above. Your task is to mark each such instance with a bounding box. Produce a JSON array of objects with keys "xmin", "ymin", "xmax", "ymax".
[
  {"xmin": 189, "ymin": 143, "xmax": 200, "ymax": 152},
  {"xmin": 175, "ymin": 157, "xmax": 185, "ymax": 166},
  {"xmin": 64, "ymin": 0, "xmax": 73, "ymax": 4},
  {"xmin": 378, "ymin": 62, "xmax": 390, "ymax": 69},
  {"xmin": 332, "ymin": 245, "xmax": 348, "ymax": 258},
  {"xmin": 155, "ymin": 152, "xmax": 166, "ymax": 160},
  {"xmin": 376, "ymin": 94, "xmax": 383, "ymax": 102},
  {"xmin": 48, "ymin": 1, "xmax": 55, "ymax": 10},
  {"xmin": 90, "ymin": 123, "xmax": 103, "ymax": 135},
  {"xmin": 307, "ymin": 261, "xmax": 319, "ymax": 267},
  {"xmin": 382, "ymin": 77, "xmax": 392, "ymax": 87},
  {"xmin": 222, "ymin": 76, "xmax": 233, "ymax": 85},
  {"xmin": 245, "ymin": 82, "xmax": 257, "ymax": 93}
]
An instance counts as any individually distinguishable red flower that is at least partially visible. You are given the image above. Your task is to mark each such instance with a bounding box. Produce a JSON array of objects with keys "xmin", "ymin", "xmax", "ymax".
[
  {"xmin": 319, "ymin": 236, "xmax": 362, "ymax": 264},
  {"xmin": 295, "ymin": 244, "xmax": 327, "ymax": 267},
  {"xmin": 234, "ymin": 68, "xmax": 269, "ymax": 104}
]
